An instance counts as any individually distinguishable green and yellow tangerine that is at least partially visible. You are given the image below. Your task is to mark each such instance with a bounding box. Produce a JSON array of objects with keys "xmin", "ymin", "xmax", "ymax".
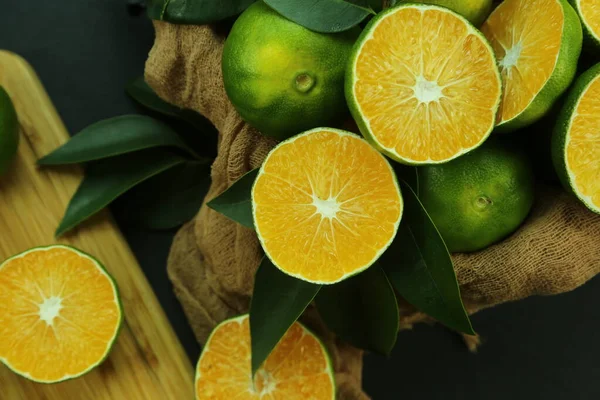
[{"xmin": 222, "ymin": 1, "xmax": 360, "ymax": 140}]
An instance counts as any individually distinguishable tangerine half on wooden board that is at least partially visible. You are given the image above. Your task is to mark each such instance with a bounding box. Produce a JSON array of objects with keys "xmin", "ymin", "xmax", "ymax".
[{"xmin": 0, "ymin": 245, "xmax": 122, "ymax": 383}]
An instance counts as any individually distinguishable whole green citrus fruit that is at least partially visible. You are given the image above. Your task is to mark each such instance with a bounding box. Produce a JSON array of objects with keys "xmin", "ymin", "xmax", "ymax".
[
  {"xmin": 419, "ymin": 140, "xmax": 535, "ymax": 253},
  {"xmin": 222, "ymin": 1, "xmax": 360, "ymax": 140},
  {"xmin": 0, "ymin": 86, "xmax": 19, "ymax": 177}
]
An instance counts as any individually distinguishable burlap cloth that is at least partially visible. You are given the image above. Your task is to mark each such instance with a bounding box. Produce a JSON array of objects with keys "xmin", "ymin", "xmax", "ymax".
[{"xmin": 145, "ymin": 21, "xmax": 600, "ymax": 399}]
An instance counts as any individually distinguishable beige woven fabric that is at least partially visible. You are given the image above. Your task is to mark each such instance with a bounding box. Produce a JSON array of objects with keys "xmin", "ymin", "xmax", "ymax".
[{"xmin": 145, "ymin": 21, "xmax": 600, "ymax": 399}]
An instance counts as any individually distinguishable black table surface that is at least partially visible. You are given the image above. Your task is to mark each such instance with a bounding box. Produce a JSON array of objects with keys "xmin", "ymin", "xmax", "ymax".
[{"xmin": 2, "ymin": 1, "xmax": 599, "ymax": 399}]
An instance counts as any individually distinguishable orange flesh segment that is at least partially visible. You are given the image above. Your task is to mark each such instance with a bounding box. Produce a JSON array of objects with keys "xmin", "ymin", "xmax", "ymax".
[
  {"xmin": 580, "ymin": 0, "xmax": 600, "ymax": 39},
  {"xmin": 353, "ymin": 6, "xmax": 500, "ymax": 163},
  {"xmin": 481, "ymin": 0, "xmax": 564, "ymax": 124},
  {"xmin": 0, "ymin": 247, "xmax": 120, "ymax": 382},
  {"xmin": 253, "ymin": 130, "xmax": 402, "ymax": 283},
  {"xmin": 196, "ymin": 316, "xmax": 334, "ymax": 399},
  {"xmin": 567, "ymin": 74, "xmax": 600, "ymax": 208}
]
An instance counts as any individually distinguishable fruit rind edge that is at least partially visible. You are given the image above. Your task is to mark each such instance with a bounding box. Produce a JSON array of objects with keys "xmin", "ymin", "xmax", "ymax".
[{"xmin": 570, "ymin": 0, "xmax": 600, "ymax": 51}]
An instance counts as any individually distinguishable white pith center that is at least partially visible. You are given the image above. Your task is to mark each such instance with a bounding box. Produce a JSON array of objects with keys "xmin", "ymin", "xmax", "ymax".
[
  {"xmin": 312, "ymin": 195, "xmax": 340, "ymax": 219},
  {"xmin": 255, "ymin": 370, "xmax": 277, "ymax": 394},
  {"xmin": 39, "ymin": 296, "xmax": 63, "ymax": 325},
  {"xmin": 413, "ymin": 75, "xmax": 443, "ymax": 103},
  {"xmin": 499, "ymin": 41, "xmax": 523, "ymax": 70}
]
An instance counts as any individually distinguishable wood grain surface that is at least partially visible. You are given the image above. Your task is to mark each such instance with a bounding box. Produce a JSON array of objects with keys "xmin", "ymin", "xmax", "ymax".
[{"xmin": 0, "ymin": 50, "xmax": 195, "ymax": 399}]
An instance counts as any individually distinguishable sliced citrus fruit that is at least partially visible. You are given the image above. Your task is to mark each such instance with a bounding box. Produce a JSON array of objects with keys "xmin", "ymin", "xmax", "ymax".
[
  {"xmin": 552, "ymin": 63, "xmax": 600, "ymax": 214},
  {"xmin": 0, "ymin": 245, "xmax": 122, "ymax": 383},
  {"xmin": 346, "ymin": 4, "xmax": 502, "ymax": 165},
  {"xmin": 481, "ymin": 0, "xmax": 583, "ymax": 132},
  {"xmin": 195, "ymin": 315, "xmax": 335, "ymax": 399},
  {"xmin": 400, "ymin": 0, "xmax": 494, "ymax": 26},
  {"xmin": 252, "ymin": 128, "xmax": 403, "ymax": 284},
  {"xmin": 570, "ymin": 0, "xmax": 600, "ymax": 50}
]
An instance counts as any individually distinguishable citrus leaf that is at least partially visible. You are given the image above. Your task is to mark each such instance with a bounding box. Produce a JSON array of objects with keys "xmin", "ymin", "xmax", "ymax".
[
  {"xmin": 316, "ymin": 266, "xmax": 398, "ymax": 355},
  {"xmin": 0, "ymin": 86, "xmax": 19, "ymax": 176},
  {"xmin": 250, "ymin": 257, "xmax": 321, "ymax": 375},
  {"xmin": 206, "ymin": 169, "xmax": 258, "ymax": 229},
  {"xmin": 380, "ymin": 182, "xmax": 475, "ymax": 335},
  {"xmin": 56, "ymin": 150, "xmax": 186, "ymax": 237},
  {"xmin": 38, "ymin": 115, "xmax": 200, "ymax": 165},
  {"xmin": 264, "ymin": 0, "xmax": 374, "ymax": 33},
  {"xmin": 117, "ymin": 161, "xmax": 211, "ymax": 230},
  {"xmin": 126, "ymin": 76, "xmax": 215, "ymax": 133},
  {"xmin": 394, "ymin": 165, "xmax": 419, "ymax": 196},
  {"xmin": 147, "ymin": 0, "xmax": 256, "ymax": 24}
]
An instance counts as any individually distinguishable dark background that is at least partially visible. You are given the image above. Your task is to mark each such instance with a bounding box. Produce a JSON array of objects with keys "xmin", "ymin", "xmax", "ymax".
[{"xmin": 1, "ymin": 1, "xmax": 599, "ymax": 399}]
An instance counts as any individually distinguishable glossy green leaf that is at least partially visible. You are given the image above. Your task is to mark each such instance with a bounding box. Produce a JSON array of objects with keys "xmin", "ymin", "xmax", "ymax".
[
  {"xmin": 250, "ymin": 257, "xmax": 321, "ymax": 375},
  {"xmin": 118, "ymin": 161, "xmax": 211, "ymax": 230},
  {"xmin": 206, "ymin": 169, "xmax": 258, "ymax": 229},
  {"xmin": 56, "ymin": 150, "xmax": 186, "ymax": 237},
  {"xmin": 147, "ymin": 0, "xmax": 256, "ymax": 25},
  {"xmin": 264, "ymin": 0, "xmax": 374, "ymax": 33},
  {"xmin": 38, "ymin": 115, "xmax": 200, "ymax": 165},
  {"xmin": 380, "ymin": 182, "xmax": 475, "ymax": 335},
  {"xmin": 126, "ymin": 76, "xmax": 215, "ymax": 133},
  {"xmin": 0, "ymin": 86, "xmax": 19, "ymax": 176},
  {"xmin": 316, "ymin": 266, "xmax": 398, "ymax": 355}
]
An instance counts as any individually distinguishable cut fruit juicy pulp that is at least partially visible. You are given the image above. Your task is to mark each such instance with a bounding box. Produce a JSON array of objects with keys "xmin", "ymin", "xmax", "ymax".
[
  {"xmin": 252, "ymin": 129, "xmax": 403, "ymax": 284},
  {"xmin": 0, "ymin": 246, "xmax": 121, "ymax": 383},
  {"xmin": 566, "ymin": 72, "xmax": 600, "ymax": 211},
  {"xmin": 481, "ymin": 0, "xmax": 564, "ymax": 124},
  {"xmin": 196, "ymin": 315, "xmax": 335, "ymax": 400},
  {"xmin": 580, "ymin": 0, "xmax": 600, "ymax": 40},
  {"xmin": 349, "ymin": 5, "xmax": 501, "ymax": 164}
]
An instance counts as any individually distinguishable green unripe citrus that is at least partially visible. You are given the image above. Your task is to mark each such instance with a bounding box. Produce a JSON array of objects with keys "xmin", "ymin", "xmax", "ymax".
[
  {"xmin": 222, "ymin": 1, "xmax": 360, "ymax": 140},
  {"xmin": 419, "ymin": 140, "xmax": 535, "ymax": 253}
]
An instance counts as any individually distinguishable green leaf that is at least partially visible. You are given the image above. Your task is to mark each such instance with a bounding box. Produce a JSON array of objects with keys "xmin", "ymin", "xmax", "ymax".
[
  {"xmin": 316, "ymin": 266, "xmax": 398, "ymax": 355},
  {"xmin": 38, "ymin": 115, "xmax": 200, "ymax": 165},
  {"xmin": 250, "ymin": 257, "xmax": 321, "ymax": 375},
  {"xmin": 264, "ymin": 0, "xmax": 374, "ymax": 33},
  {"xmin": 394, "ymin": 165, "xmax": 419, "ymax": 196},
  {"xmin": 206, "ymin": 169, "xmax": 258, "ymax": 229},
  {"xmin": 56, "ymin": 150, "xmax": 186, "ymax": 237},
  {"xmin": 147, "ymin": 0, "xmax": 256, "ymax": 25},
  {"xmin": 118, "ymin": 161, "xmax": 211, "ymax": 230},
  {"xmin": 380, "ymin": 182, "xmax": 475, "ymax": 335},
  {"xmin": 126, "ymin": 76, "xmax": 215, "ymax": 132}
]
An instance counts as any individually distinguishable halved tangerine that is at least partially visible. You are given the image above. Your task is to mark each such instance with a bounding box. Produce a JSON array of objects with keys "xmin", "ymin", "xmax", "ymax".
[
  {"xmin": 346, "ymin": 4, "xmax": 502, "ymax": 165},
  {"xmin": 252, "ymin": 128, "xmax": 403, "ymax": 284},
  {"xmin": 481, "ymin": 0, "xmax": 582, "ymax": 131},
  {"xmin": 0, "ymin": 245, "xmax": 122, "ymax": 383},
  {"xmin": 195, "ymin": 315, "xmax": 335, "ymax": 399}
]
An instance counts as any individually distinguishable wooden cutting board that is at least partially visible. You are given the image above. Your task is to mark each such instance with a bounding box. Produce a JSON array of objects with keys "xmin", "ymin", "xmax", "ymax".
[{"xmin": 0, "ymin": 51, "xmax": 195, "ymax": 399}]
